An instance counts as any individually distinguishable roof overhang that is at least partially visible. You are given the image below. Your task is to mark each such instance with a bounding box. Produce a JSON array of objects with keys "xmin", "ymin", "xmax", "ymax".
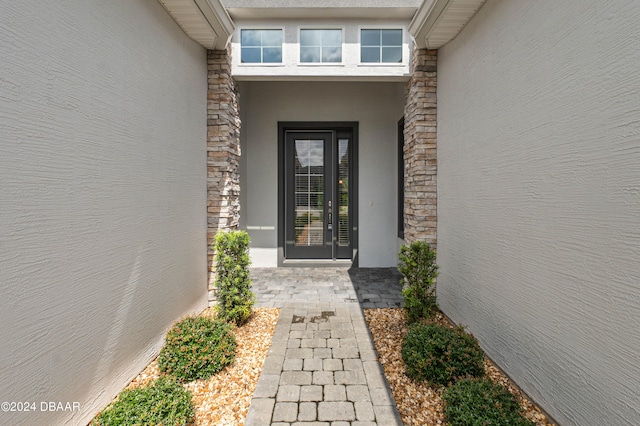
[
  {"xmin": 409, "ymin": 0, "xmax": 486, "ymax": 49},
  {"xmin": 226, "ymin": 7, "xmax": 419, "ymax": 20},
  {"xmin": 157, "ymin": 0, "xmax": 234, "ymax": 50},
  {"xmin": 224, "ymin": 0, "xmax": 422, "ymax": 20}
]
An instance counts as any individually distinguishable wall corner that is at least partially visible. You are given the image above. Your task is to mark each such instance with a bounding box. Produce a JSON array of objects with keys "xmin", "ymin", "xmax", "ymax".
[
  {"xmin": 403, "ymin": 48, "xmax": 437, "ymax": 250},
  {"xmin": 207, "ymin": 47, "xmax": 241, "ymax": 294}
]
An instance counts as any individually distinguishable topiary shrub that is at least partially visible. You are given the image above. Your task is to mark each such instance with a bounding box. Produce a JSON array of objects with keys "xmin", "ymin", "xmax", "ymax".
[
  {"xmin": 443, "ymin": 378, "xmax": 535, "ymax": 426},
  {"xmin": 158, "ymin": 315, "xmax": 236, "ymax": 382},
  {"xmin": 91, "ymin": 376, "xmax": 194, "ymax": 426},
  {"xmin": 213, "ymin": 230, "xmax": 255, "ymax": 325},
  {"xmin": 401, "ymin": 323, "xmax": 485, "ymax": 386},
  {"xmin": 398, "ymin": 241, "xmax": 439, "ymax": 323}
]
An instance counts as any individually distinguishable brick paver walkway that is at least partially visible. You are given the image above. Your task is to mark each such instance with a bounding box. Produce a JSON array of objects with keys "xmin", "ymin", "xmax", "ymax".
[
  {"xmin": 245, "ymin": 267, "xmax": 404, "ymax": 426},
  {"xmin": 251, "ymin": 267, "xmax": 404, "ymax": 308}
]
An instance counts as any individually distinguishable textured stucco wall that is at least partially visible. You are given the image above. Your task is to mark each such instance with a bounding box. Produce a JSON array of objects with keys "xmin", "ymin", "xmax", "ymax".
[
  {"xmin": 239, "ymin": 81, "xmax": 405, "ymax": 267},
  {"xmin": 436, "ymin": 0, "xmax": 640, "ymax": 424},
  {"xmin": 0, "ymin": 1, "xmax": 208, "ymax": 425}
]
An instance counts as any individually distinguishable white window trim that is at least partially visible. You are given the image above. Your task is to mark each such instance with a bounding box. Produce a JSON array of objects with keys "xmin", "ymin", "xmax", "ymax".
[
  {"xmin": 237, "ymin": 26, "xmax": 286, "ymax": 67},
  {"xmin": 298, "ymin": 26, "xmax": 346, "ymax": 66},
  {"xmin": 357, "ymin": 26, "xmax": 406, "ymax": 67}
]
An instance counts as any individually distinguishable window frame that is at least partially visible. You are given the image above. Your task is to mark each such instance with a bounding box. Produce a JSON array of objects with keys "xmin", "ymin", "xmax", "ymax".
[
  {"xmin": 298, "ymin": 27, "xmax": 345, "ymax": 65},
  {"xmin": 358, "ymin": 27, "xmax": 405, "ymax": 66},
  {"xmin": 239, "ymin": 27, "xmax": 285, "ymax": 66}
]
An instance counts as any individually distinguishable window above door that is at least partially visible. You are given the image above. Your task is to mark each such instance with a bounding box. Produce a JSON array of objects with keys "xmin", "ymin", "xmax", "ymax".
[
  {"xmin": 232, "ymin": 21, "xmax": 411, "ymax": 80},
  {"xmin": 360, "ymin": 29, "xmax": 403, "ymax": 64},
  {"xmin": 299, "ymin": 29, "xmax": 343, "ymax": 64},
  {"xmin": 240, "ymin": 28, "xmax": 283, "ymax": 64}
]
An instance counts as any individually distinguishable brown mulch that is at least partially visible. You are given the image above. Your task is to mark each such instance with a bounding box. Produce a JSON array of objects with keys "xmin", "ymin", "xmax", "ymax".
[
  {"xmin": 123, "ymin": 307, "xmax": 279, "ymax": 426},
  {"xmin": 364, "ymin": 308, "xmax": 555, "ymax": 426}
]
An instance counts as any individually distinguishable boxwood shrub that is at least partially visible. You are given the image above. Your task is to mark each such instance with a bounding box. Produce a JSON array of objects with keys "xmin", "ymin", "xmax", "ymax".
[
  {"xmin": 401, "ymin": 323, "xmax": 485, "ymax": 386},
  {"xmin": 158, "ymin": 315, "xmax": 236, "ymax": 382},
  {"xmin": 91, "ymin": 376, "xmax": 194, "ymax": 426},
  {"xmin": 443, "ymin": 378, "xmax": 535, "ymax": 426}
]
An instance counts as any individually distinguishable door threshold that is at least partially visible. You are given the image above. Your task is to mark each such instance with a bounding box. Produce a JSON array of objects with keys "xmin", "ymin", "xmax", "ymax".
[{"xmin": 281, "ymin": 259, "xmax": 353, "ymax": 268}]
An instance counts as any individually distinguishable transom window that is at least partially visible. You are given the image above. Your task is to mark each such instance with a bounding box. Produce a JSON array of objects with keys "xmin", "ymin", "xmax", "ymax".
[
  {"xmin": 241, "ymin": 29, "xmax": 283, "ymax": 63},
  {"xmin": 300, "ymin": 29, "xmax": 342, "ymax": 63},
  {"xmin": 361, "ymin": 29, "xmax": 403, "ymax": 63}
]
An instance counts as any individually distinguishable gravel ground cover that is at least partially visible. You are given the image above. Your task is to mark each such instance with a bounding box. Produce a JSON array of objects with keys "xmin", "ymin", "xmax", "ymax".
[
  {"xmin": 96, "ymin": 306, "xmax": 555, "ymax": 426},
  {"xmin": 364, "ymin": 308, "xmax": 555, "ymax": 426},
  {"xmin": 106, "ymin": 307, "xmax": 279, "ymax": 426}
]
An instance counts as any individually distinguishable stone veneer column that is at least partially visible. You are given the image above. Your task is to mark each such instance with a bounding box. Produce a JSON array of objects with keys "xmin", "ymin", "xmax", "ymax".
[
  {"xmin": 207, "ymin": 48, "xmax": 240, "ymax": 289},
  {"xmin": 403, "ymin": 49, "xmax": 437, "ymax": 249}
]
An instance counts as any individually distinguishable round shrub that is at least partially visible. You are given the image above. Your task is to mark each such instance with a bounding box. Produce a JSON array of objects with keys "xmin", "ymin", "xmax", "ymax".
[
  {"xmin": 443, "ymin": 378, "xmax": 535, "ymax": 426},
  {"xmin": 158, "ymin": 316, "xmax": 236, "ymax": 382},
  {"xmin": 401, "ymin": 323, "xmax": 485, "ymax": 386},
  {"xmin": 91, "ymin": 376, "xmax": 194, "ymax": 426}
]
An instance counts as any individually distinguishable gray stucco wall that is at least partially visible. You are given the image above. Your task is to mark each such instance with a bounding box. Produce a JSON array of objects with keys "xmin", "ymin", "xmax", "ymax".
[
  {"xmin": 0, "ymin": 1, "xmax": 208, "ymax": 424},
  {"xmin": 238, "ymin": 81, "xmax": 405, "ymax": 267},
  {"xmin": 436, "ymin": 0, "xmax": 640, "ymax": 424}
]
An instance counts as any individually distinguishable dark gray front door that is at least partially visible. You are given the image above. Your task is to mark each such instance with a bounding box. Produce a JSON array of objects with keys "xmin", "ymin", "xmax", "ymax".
[{"xmin": 283, "ymin": 128, "xmax": 354, "ymax": 260}]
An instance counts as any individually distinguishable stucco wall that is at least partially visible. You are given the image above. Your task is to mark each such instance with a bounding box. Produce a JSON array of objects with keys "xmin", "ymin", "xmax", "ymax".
[
  {"xmin": 239, "ymin": 81, "xmax": 405, "ymax": 267},
  {"xmin": 0, "ymin": 1, "xmax": 207, "ymax": 425},
  {"xmin": 436, "ymin": 0, "xmax": 640, "ymax": 424}
]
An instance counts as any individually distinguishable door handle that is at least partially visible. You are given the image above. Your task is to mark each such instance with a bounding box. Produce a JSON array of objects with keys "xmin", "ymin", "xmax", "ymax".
[{"xmin": 327, "ymin": 200, "xmax": 332, "ymax": 229}]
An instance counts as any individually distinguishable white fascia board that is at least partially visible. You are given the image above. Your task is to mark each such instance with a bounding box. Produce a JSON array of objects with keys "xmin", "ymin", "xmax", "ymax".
[
  {"xmin": 158, "ymin": 0, "xmax": 235, "ymax": 50},
  {"xmin": 409, "ymin": 0, "xmax": 485, "ymax": 49},
  {"xmin": 194, "ymin": 0, "xmax": 235, "ymax": 49},
  {"xmin": 409, "ymin": 0, "xmax": 451, "ymax": 49}
]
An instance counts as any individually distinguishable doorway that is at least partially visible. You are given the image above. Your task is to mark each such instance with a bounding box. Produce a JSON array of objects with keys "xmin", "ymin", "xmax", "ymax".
[{"xmin": 278, "ymin": 122, "xmax": 358, "ymax": 264}]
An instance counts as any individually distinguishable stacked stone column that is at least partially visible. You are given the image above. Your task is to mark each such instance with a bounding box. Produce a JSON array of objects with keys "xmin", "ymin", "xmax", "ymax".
[
  {"xmin": 207, "ymin": 48, "xmax": 241, "ymax": 288},
  {"xmin": 403, "ymin": 49, "xmax": 437, "ymax": 249}
]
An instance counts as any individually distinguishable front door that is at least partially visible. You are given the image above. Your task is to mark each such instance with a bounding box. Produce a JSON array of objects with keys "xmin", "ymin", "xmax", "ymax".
[{"xmin": 280, "ymin": 124, "xmax": 356, "ymax": 261}]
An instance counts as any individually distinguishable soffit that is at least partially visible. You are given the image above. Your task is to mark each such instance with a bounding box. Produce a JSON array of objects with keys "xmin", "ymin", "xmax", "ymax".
[
  {"xmin": 409, "ymin": 0, "xmax": 486, "ymax": 49},
  {"xmin": 227, "ymin": 7, "xmax": 419, "ymax": 20},
  {"xmin": 158, "ymin": 0, "xmax": 234, "ymax": 49},
  {"xmin": 223, "ymin": 0, "xmax": 422, "ymax": 20}
]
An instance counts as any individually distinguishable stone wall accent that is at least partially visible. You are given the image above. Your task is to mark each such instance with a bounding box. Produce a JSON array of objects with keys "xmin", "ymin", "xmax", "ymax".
[
  {"xmin": 403, "ymin": 49, "xmax": 437, "ymax": 249},
  {"xmin": 207, "ymin": 48, "xmax": 240, "ymax": 290}
]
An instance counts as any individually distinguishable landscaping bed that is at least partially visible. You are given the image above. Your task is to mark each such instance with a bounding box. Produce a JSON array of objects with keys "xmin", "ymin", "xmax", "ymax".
[
  {"xmin": 364, "ymin": 307, "xmax": 555, "ymax": 426},
  {"xmin": 94, "ymin": 307, "xmax": 279, "ymax": 426}
]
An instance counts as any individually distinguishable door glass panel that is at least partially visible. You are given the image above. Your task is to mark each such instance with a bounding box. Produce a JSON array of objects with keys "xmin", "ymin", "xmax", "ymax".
[
  {"xmin": 294, "ymin": 139, "xmax": 325, "ymax": 246},
  {"xmin": 338, "ymin": 138, "xmax": 349, "ymax": 246}
]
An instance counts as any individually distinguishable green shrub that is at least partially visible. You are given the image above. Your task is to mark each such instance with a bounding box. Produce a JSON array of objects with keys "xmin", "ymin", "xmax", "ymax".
[
  {"xmin": 91, "ymin": 376, "xmax": 194, "ymax": 426},
  {"xmin": 443, "ymin": 378, "xmax": 535, "ymax": 426},
  {"xmin": 158, "ymin": 316, "xmax": 236, "ymax": 382},
  {"xmin": 401, "ymin": 323, "xmax": 485, "ymax": 386},
  {"xmin": 213, "ymin": 230, "xmax": 255, "ymax": 325},
  {"xmin": 398, "ymin": 241, "xmax": 439, "ymax": 323}
]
